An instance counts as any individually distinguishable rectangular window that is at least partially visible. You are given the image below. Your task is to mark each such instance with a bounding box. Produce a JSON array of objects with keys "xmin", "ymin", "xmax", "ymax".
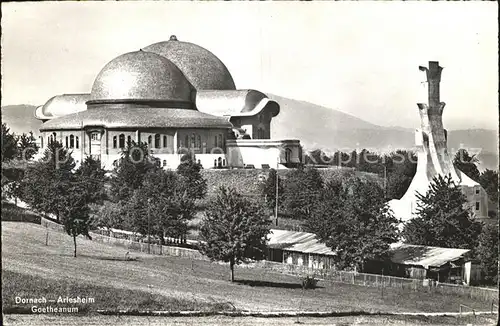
[
  {"xmin": 475, "ymin": 202, "xmax": 480, "ymax": 211},
  {"xmin": 475, "ymin": 189, "xmax": 480, "ymax": 195}
]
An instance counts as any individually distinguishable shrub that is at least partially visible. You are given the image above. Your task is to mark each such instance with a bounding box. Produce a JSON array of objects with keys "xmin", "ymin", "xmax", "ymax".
[{"xmin": 301, "ymin": 275, "xmax": 318, "ymax": 290}]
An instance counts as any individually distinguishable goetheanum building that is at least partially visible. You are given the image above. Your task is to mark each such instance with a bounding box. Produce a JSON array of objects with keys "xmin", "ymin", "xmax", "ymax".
[{"xmin": 34, "ymin": 36, "xmax": 301, "ymax": 170}]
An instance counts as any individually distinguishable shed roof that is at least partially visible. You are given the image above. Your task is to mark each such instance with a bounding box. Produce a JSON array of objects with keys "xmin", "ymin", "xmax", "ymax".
[
  {"xmin": 389, "ymin": 243, "xmax": 471, "ymax": 269},
  {"xmin": 267, "ymin": 229, "xmax": 336, "ymax": 256}
]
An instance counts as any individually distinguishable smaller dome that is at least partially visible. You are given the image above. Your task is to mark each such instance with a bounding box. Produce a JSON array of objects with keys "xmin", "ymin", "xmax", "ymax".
[{"xmin": 90, "ymin": 51, "xmax": 194, "ymax": 104}]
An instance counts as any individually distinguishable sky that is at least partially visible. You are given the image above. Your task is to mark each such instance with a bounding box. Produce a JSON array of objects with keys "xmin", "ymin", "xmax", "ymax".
[{"xmin": 1, "ymin": 1, "xmax": 498, "ymax": 130}]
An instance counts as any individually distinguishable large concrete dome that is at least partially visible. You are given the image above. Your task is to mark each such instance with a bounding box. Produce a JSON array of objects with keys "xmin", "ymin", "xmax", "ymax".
[
  {"xmin": 90, "ymin": 50, "xmax": 194, "ymax": 103},
  {"xmin": 142, "ymin": 36, "xmax": 236, "ymax": 91}
]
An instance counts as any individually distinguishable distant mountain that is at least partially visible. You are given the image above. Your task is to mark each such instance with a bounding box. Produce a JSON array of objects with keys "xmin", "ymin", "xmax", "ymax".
[
  {"xmin": 1, "ymin": 105, "xmax": 42, "ymax": 136},
  {"xmin": 2, "ymin": 97, "xmax": 498, "ymax": 170},
  {"xmin": 268, "ymin": 94, "xmax": 498, "ymax": 170}
]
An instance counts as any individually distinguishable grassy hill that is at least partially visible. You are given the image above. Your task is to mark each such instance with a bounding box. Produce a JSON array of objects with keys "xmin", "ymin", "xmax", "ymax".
[{"xmin": 2, "ymin": 221, "xmax": 492, "ymax": 315}]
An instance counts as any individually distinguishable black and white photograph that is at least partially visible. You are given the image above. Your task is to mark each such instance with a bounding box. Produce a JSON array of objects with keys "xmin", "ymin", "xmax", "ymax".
[{"xmin": 1, "ymin": 1, "xmax": 498, "ymax": 325}]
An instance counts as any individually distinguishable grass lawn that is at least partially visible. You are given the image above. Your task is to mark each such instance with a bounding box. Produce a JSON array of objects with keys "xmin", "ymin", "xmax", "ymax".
[
  {"xmin": 2, "ymin": 221, "xmax": 493, "ymax": 314},
  {"xmin": 3, "ymin": 314, "xmax": 498, "ymax": 326},
  {"xmin": 2, "ymin": 270, "xmax": 233, "ymax": 314}
]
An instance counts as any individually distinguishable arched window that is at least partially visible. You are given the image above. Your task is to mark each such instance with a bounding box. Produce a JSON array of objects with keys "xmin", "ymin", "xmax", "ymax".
[
  {"xmin": 75, "ymin": 136, "xmax": 79, "ymax": 149},
  {"xmin": 69, "ymin": 135, "xmax": 75, "ymax": 148},
  {"xmin": 148, "ymin": 135, "xmax": 152, "ymax": 148},
  {"xmin": 214, "ymin": 159, "xmax": 217, "ymax": 167},
  {"xmin": 113, "ymin": 136, "xmax": 117, "ymax": 148},
  {"xmin": 163, "ymin": 135, "xmax": 167, "ymax": 148},
  {"xmin": 162, "ymin": 160, "xmax": 167, "ymax": 167},
  {"xmin": 52, "ymin": 132, "xmax": 56, "ymax": 142},
  {"xmin": 214, "ymin": 136, "xmax": 218, "ymax": 148},
  {"xmin": 191, "ymin": 133, "xmax": 196, "ymax": 148},
  {"xmin": 185, "ymin": 135, "xmax": 189, "ymax": 148},
  {"xmin": 154, "ymin": 134, "xmax": 160, "ymax": 149},
  {"xmin": 119, "ymin": 134, "xmax": 125, "ymax": 148},
  {"xmin": 47, "ymin": 136, "xmax": 50, "ymax": 145},
  {"xmin": 217, "ymin": 157, "xmax": 222, "ymax": 168},
  {"xmin": 127, "ymin": 135, "xmax": 132, "ymax": 146},
  {"xmin": 65, "ymin": 136, "xmax": 69, "ymax": 148},
  {"xmin": 40, "ymin": 136, "xmax": 44, "ymax": 148},
  {"xmin": 197, "ymin": 135, "xmax": 201, "ymax": 148},
  {"xmin": 222, "ymin": 159, "xmax": 226, "ymax": 166}
]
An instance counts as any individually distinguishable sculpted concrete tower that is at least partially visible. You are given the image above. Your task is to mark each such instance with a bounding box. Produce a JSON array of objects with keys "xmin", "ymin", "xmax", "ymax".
[{"xmin": 388, "ymin": 61, "xmax": 488, "ymax": 223}]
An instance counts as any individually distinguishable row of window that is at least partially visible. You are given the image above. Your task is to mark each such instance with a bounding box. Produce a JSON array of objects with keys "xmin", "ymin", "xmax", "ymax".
[{"xmin": 40, "ymin": 133, "xmax": 79, "ymax": 149}]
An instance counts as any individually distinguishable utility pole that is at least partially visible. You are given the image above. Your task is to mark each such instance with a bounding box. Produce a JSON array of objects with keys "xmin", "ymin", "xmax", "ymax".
[
  {"xmin": 147, "ymin": 198, "xmax": 151, "ymax": 254},
  {"xmin": 383, "ymin": 165, "xmax": 387, "ymax": 199},
  {"xmin": 275, "ymin": 156, "xmax": 279, "ymax": 226}
]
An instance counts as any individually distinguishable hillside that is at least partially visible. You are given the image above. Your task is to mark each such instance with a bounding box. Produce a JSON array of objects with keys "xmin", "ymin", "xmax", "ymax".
[
  {"xmin": 2, "ymin": 96, "xmax": 497, "ymax": 170},
  {"xmin": 2, "ymin": 221, "xmax": 490, "ymax": 314}
]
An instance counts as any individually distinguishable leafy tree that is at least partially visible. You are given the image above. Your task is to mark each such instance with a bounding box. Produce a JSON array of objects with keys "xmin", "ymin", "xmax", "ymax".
[
  {"xmin": 260, "ymin": 168, "xmax": 284, "ymax": 211},
  {"xmin": 306, "ymin": 178, "xmax": 399, "ymax": 271},
  {"xmin": 177, "ymin": 154, "xmax": 207, "ymax": 200},
  {"xmin": 453, "ymin": 149, "xmax": 480, "ymax": 182},
  {"xmin": 476, "ymin": 222, "xmax": 499, "ymax": 285},
  {"xmin": 109, "ymin": 141, "xmax": 158, "ymax": 201},
  {"xmin": 199, "ymin": 186, "xmax": 271, "ymax": 282},
  {"xmin": 89, "ymin": 201, "xmax": 125, "ymax": 230},
  {"xmin": 402, "ymin": 174, "xmax": 483, "ymax": 249},
  {"xmin": 478, "ymin": 169, "xmax": 498, "ymax": 204},
  {"xmin": 17, "ymin": 132, "xmax": 39, "ymax": 161},
  {"xmin": 75, "ymin": 156, "xmax": 107, "ymax": 205},
  {"xmin": 282, "ymin": 166, "xmax": 323, "ymax": 220},
  {"xmin": 60, "ymin": 182, "xmax": 92, "ymax": 257},
  {"xmin": 386, "ymin": 150, "xmax": 417, "ymax": 200},
  {"xmin": 124, "ymin": 169, "xmax": 196, "ymax": 244},
  {"xmin": 1, "ymin": 123, "xmax": 18, "ymax": 162},
  {"xmin": 21, "ymin": 140, "xmax": 75, "ymax": 222}
]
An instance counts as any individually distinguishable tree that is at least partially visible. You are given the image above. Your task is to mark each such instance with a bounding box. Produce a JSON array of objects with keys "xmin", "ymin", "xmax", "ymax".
[
  {"xmin": 260, "ymin": 168, "xmax": 284, "ymax": 211},
  {"xmin": 478, "ymin": 169, "xmax": 498, "ymax": 204},
  {"xmin": 386, "ymin": 150, "xmax": 417, "ymax": 200},
  {"xmin": 60, "ymin": 182, "xmax": 92, "ymax": 257},
  {"xmin": 476, "ymin": 222, "xmax": 499, "ymax": 285},
  {"xmin": 177, "ymin": 154, "xmax": 207, "ymax": 200},
  {"xmin": 282, "ymin": 166, "xmax": 323, "ymax": 220},
  {"xmin": 199, "ymin": 187, "xmax": 271, "ymax": 282},
  {"xmin": 75, "ymin": 156, "xmax": 107, "ymax": 205},
  {"xmin": 17, "ymin": 132, "xmax": 39, "ymax": 161},
  {"xmin": 109, "ymin": 141, "xmax": 158, "ymax": 202},
  {"xmin": 306, "ymin": 178, "xmax": 399, "ymax": 271},
  {"xmin": 453, "ymin": 149, "xmax": 480, "ymax": 182},
  {"xmin": 89, "ymin": 201, "xmax": 125, "ymax": 230},
  {"xmin": 402, "ymin": 174, "xmax": 483, "ymax": 249},
  {"xmin": 1, "ymin": 123, "xmax": 18, "ymax": 162},
  {"xmin": 125, "ymin": 169, "xmax": 196, "ymax": 244},
  {"xmin": 21, "ymin": 140, "xmax": 75, "ymax": 222}
]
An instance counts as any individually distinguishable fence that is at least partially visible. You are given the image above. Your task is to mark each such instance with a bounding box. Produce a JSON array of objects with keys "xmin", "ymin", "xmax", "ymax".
[
  {"xmin": 89, "ymin": 232, "xmax": 208, "ymax": 261},
  {"xmin": 252, "ymin": 261, "xmax": 499, "ymax": 303}
]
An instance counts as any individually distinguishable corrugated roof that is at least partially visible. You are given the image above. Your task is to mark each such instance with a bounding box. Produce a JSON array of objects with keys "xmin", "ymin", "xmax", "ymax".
[
  {"xmin": 389, "ymin": 243, "xmax": 470, "ymax": 269},
  {"xmin": 196, "ymin": 90, "xmax": 280, "ymax": 118},
  {"xmin": 40, "ymin": 107, "xmax": 233, "ymax": 131},
  {"xmin": 267, "ymin": 229, "xmax": 336, "ymax": 256}
]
